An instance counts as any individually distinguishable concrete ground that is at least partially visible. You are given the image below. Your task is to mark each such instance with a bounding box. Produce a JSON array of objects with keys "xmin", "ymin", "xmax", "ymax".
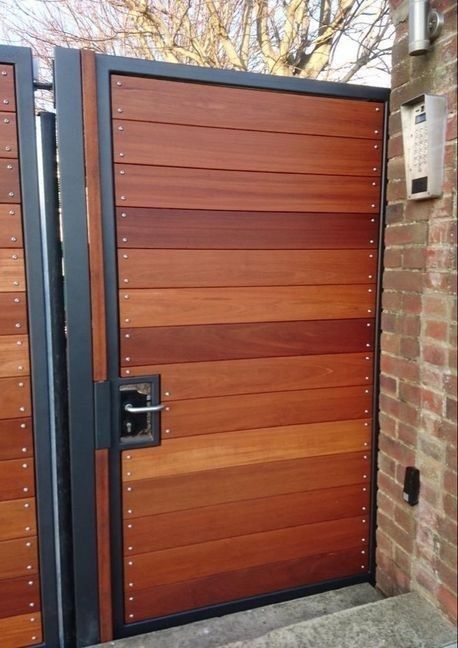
[{"xmin": 95, "ymin": 585, "xmax": 456, "ymax": 648}]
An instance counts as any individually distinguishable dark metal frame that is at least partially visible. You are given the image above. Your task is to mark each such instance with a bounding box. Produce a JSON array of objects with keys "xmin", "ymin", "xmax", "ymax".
[
  {"xmin": 56, "ymin": 48, "xmax": 390, "ymax": 644},
  {"xmin": 0, "ymin": 46, "xmax": 61, "ymax": 647}
]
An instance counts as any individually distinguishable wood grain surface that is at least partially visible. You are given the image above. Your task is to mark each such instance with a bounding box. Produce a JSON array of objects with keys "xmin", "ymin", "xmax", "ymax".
[
  {"xmin": 115, "ymin": 165, "xmax": 380, "ymax": 213},
  {"xmin": 119, "ymin": 285, "xmax": 376, "ymax": 328},
  {"xmin": 0, "ymin": 295, "xmax": 28, "ymax": 335},
  {"xmin": 113, "ymin": 121, "xmax": 381, "ymax": 176},
  {"xmin": 0, "ymin": 499, "xmax": 36, "ymax": 541},
  {"xmin": 116, "ymin": 209, "xmax": 379, "ymax": 250},
  {"xmin": 0, "ymin": 376, "xmax": 31, "ymax": 419},
  {"xmin": 123, "ymin": 484, "xmax": 369, "ymax": 555},
  {"xmin": 122, "ymin": 451, "xmax": 370, "ymax": 517},
  {"xmin": 111, "ymin": 75, "xmax": 383, "ymax": 139},
  {"xmin": 0, "ymin": 612, "xmax": 42, "ymax": 647},
  {"xmin": 0, "ymin": 204, "xmax": 23, "ymax": 248},
  {"xmin": 120, "ymin": 319, "xmax": 374, "ymax": 367},
  {"xmin": 0, "ymin": 112, "xmax": 17, "ymax": 158},
  {"xmin": 0, "ymin": 418, "xmax": 33, "ymax": 461},
  {"xmin": 0, "ymin": 249, "xmax": 25, "ymax": 291},
  {"xmin": 0, "ymin": 158, "xmax": 20, "ymax": 204},
  {"xmin": 0, "ymin": 458, "xmax": 35, "ymax": 501},
  {"xmin": 0, "ymin": 576, "xmax": 40, "ymax": 619},
  {"xmin": 0, "ymin": 536, "xmax": 38, "ymax": 579},
  {"xmin": 118, "ymin": 249, "xmax": 376, "ymax": 288},
  {"xmin": 0, "ymin": 65, "xmax": 16, "ymax": 113},
  {"xmin": 0, "ymin": 335, "xmax": 29, "ymax": 377}
]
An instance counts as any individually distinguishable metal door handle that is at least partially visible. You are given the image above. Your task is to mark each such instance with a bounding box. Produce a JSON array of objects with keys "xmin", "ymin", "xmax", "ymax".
[{"xmin": 124, "ymin": 402, "xmax": 165, "ymax": 414}]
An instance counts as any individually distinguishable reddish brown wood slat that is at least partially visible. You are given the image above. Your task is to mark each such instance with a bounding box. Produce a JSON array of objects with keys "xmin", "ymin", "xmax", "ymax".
[
  {"xmin": 0, "ymin": 334, "xmax": 29, "ymax": 376},
  {"xmin": 0, "ymin": 418, "xmax": 33, "ymax": 461},
  {"xmin": 0, "ymin": 158, "xmax": 20, "ymax": 203},
  {"xmin": 0, "ymin": 65, "xmax": 16, "ymax": 113},
  {"xmin": 118, "ymin": 249, "xmax": 377, "ymax": 288},
  {"xmin": 0, "ymin": 249, "xmax": 25, "ymax": 291},
  {"xmin": 0, "ymin": 112, "xmax": 18, "ymax": 158},
  {"xmin": 124, "ymin": 484, "xmax": 370, "ymax": 555},
  {"xmin": 0, "ymin": 499, "xmax": 36, "ymax": 541},
  {"xmin": 125, "ymin": 547, "xmax": 367, "ymax": 622},
  {"xmin": 124, "ymin": 516, "xmax": 368, "ymax": 590},
  {"xmin": 113, "ymin": 122, "xmax": 382, "ymax": 176},
  {"xmin": 0, "ymin": 295, "xmax": 28, "ymax": 335},
  {"xmin": 0, "ymin": 576, "xmax": 40, "ymax": 619},
  {"xmin": 0, "ymin": 458, "xmax": 35, "ymax": 501},
  {"xmin": 117, "ymin": 209, "xmax": 379, "ymax": 250},
  {"xmin": 0, "ymin": 204, "xmax": 23, "ymax": 248},
  {"xmin": 129, "ymin": 352, "xmax": 373, "ymax": 399},
  {"xmin": 0, "ymin": 536, "xmax": 38, "ymax": 580},
  {"xmin": 120, "ymin": 318, "xmax": 374, "ymax": 367},
  {"xmin": 115, "ymin": 165, "xmax": 380, "ymax": 213},
  {"xmin": 95, "ymin": 449, "xmax": 113, "ymax": 642},
  {"xmin": 0, "ymin": 376, "xmax": 30, "ymax": 420},
  {"xmin": 120, "ymin": 285, "xmax": 375, "ymax": 329},
  {"xmin": 111, "ymin": 75, "xmax": 383, "ymax": 139},
  {"xmin": 0, "ymin": 613, "xmax": 42, "ymax": 647},
  {"xmin": 122, "ymin": 452, "xmax": 370, "ymax": 518}
]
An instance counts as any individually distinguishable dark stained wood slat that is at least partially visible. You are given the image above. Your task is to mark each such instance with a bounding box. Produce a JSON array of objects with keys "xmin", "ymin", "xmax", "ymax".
[
  {"xmin": 120, "ymin": 319, "xmax": 375, "ymax": 367},
  {"xmin": 111, "ymin": 76, "xmax": 383, "ymax": 139},
  {"xmin": 0, "ymin": 294, "xmax": 28, "ymax": 335},
  {"xmin": 113, "ymin": 122, "xmax": 382, "ymax": 176},
  {"xmin": 158, "ymin": 386, "xmax": 372, "ymax": 438},
  {"xmin": 0, "ymin": 458, "xmax": 35, "ymax": 501},
  {"xmin": 122, "ymin": 452, "xmax": 371, "ymax": 517},
  {"xmin": 0, "ymin": 612, "xmax": 42, "ymax": 647},
  {"xmin": 124, "ymin": 484, "xmax": 370, "ymax": 555},
  {"xmin": 0, "ymin": 334, "xmax": 29, "ymax": 376},
  {"xmin": 117, "ymin": 209, "xmax": 379, "ymax": 250},
  {"xmin": 0, "ymin": 204, "xmax": 23, "ymax": 248},
  {"xmin": 118, "ymin": 249, "xmax": 377, "ymax": 288},
  {"xmin": 125, "ymin": 547, "xmax": 367, "ymax": 622},
  {"xmin": 119, "ymin": 285, "xmax": 376, "ymax": 328},
  {"xmin": 95, "ymin": 449, "xmax": 113, "ymax": 641},
  {"xmin": 0, "ymin": 249, "xmax": 26, "ymax": 291},
  {"xmin": 123, "ymin": 418, "xmax": 371, "ymax": 481},
  {"xmin": 0, "ymin": 158, "xmax": 20, "ymax": 203},
  {"xmin": 0, "ymin": 418, "xmax": 33, "ymax": 461},
  {"xmin": 128, "ymin": 352, "xmax": 374, "ymax": 398},
  {"xmin": 0, "ymin": 112, "xmax": 17, "ymax": 158},
  {"xmin": 0, "ymin": 536, "xmax": 38, "ymax": 580},
  {"xmin": 0, "ymin": 65, "xmax": 16, "ymax": 113},
  {"xmin": 0, "ymin": 576, "xmax": 40, "ymax": 619},
  {"xmin": 115, "ymin": 165, "xmax": 380, "ymax": 213},
  {"xmin": 124, "ymin": 516, "xmax": 368, "ymax": 590},
  {"xmin": 0, "ymin": 498, "xmax": 36, "ymax": 541},
  {"xmin": 0, "ymin": 376, "xmax": 31, "ymax": 419}
]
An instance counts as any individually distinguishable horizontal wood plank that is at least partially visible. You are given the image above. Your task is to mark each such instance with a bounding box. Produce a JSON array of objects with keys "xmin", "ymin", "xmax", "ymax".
[
  {"xmin": 0, "ymin": 418, "xmax": 33, "ymax": 461},
  {"xmin": 117, "ymin": 209, "xmax": 379, "ymax": 250},
  {"xmin": 115, "ymin": 165, "xmax": 380, "ymax": 213},
  {"xmin": 0, "ymin": 334, "xmax": 29, "ymax": 376},
  {"xmin": 125, "ymin": 547, "xmax": 367, "ymax": 621},
  {"xmin": 0, "ymin": 204, "xmax": 23, "ymax": 248},
  {"xmin": 132, "ymin": 352, "xmax": 373, "ymax": 399},
  {"xmin": 0, "ymin": 112, "xmax": 17, "ymax": 158},
  {"xmin": 124, "ymin": 516, "xmax": 368, "ymax": 590},
  {"xmin": 121, "ymin": 319, "xmax": 374, "ymax": 367},
  {"xmin": 0, "ymin": 158, "xmax": 20, "ymax": 203},
  {"xmin": 0, "ymin": 376, "xmax": 31, "ymax": 419},
  {"xmin": 0, "ymin": 65, "xmax": 16, "ymax": 113},
  {"xmin": 0, "ymin": 458, "xmax": 35, "ymax": 501},
  {"xmin": 120, "ymin": 285, "xmax": 376, "ymax": 328},
  {"xmin": 0, "ymin": 576, "xmax": 40, "ymax": 619},
  {"xmin": 113, "ymin": 122, "xmax": 381, "ymax": 176},
  {"xmin": 0, "ymin": 249, "xmax": 25, "ymax": 291},
  {"xmin": 0, "ymin": 612, "xmax": 42, "ymax": 647},
  {"xmin": 0, "ymin": 294, "xmax": 28, "ymax": 335},
  {"xmin": 123, "ymin": 418, "xmax": 371, "ymax": 481},
  {"xmin": 111, "ymin": 76, "xmax": 383, "ymax": 139},
  {"xmin": 122, "ymin": 451, "xmax": 370, "ymax": 517},
  {"xmin": 124, "ymin": 484, "xmax": 370, "ymax": 555},
  {"xmin": 0, "ymin": 536, "xmax": 38, "ymax": 580},
  {"xmin": 0, "ymin": 499, "xmax": 36, "ymax": 541},
  {"xmin": 118, "ymin": 249, "xmax": 377, "ymax": 288}
]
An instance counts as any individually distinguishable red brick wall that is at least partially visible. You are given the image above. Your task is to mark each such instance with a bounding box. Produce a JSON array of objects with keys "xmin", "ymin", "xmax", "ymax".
[{"xmin": 377, "ymin": 0, "xmax": 457, "ymax": 621}]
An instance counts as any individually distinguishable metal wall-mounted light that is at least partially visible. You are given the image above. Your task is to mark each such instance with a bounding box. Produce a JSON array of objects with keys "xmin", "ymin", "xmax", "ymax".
[{"xmin": 409, "ymin": 0, "xmax": 444, "ymax": 56}]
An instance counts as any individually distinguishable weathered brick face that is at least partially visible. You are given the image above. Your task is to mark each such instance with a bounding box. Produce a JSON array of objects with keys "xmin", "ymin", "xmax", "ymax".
[{"xmin": 377, "ymin": 0, "xmax": 457, "ymax": 621}]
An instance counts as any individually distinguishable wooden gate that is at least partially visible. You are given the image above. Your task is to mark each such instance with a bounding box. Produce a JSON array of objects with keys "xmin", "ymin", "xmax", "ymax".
[
  {"xmin": 0, "ymin": 47, "xmax": 60, "ymax": 647},
  {"xmin": 55, "ymin": 48, "xmax": 388, "ymax": 644}
]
